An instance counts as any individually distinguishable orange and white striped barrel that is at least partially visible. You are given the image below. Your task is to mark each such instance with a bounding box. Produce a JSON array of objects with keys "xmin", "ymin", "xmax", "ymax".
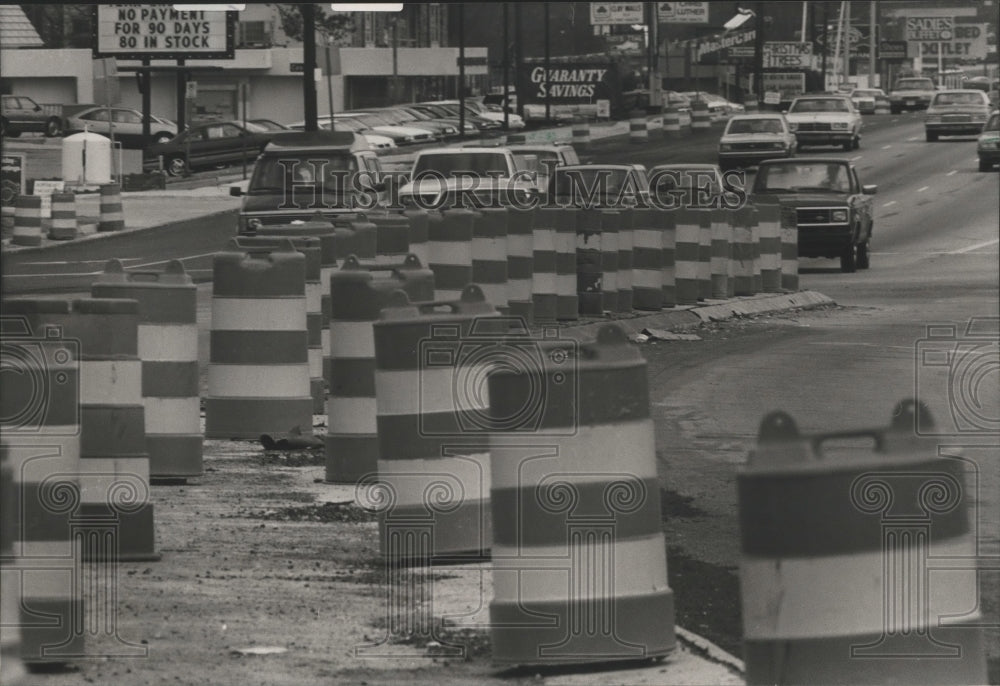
[
  {"xmin": 205, "ymin": 240, "xmax": 311, "ymax": 439},
  {"xmin": 91, "ymin": 260, "xmax": 202, "ymax": 481},
  {"xmin": 403, "ymin": 206, "xmax": 431, "ymax": 267},
  {"xmin": 739, "ymin": 400, "xmax": 987, "ymax": 685},
  {"xmin": 371, "ymin": 211, "xmax": 410, "ymax": 266},
  {"xmin": 576, "ymin": 209, "xmax": 604, "ymax": 315},
  {"xmin": 755, "ymin": 202, "xmax": 782, "ymax": 292},
  {"xmin": 256, "ymin": 217, "xmax": 337, "ymax": 389},
  {"xmin": 697, "ymin": 209, "xmax": 712, "ymax": 300},
  {"xmin": 710, "ymin": 208, "xmax": 733, "ymax": 299},
  {"xmin": 599, "ymin": 209, "xmax": 620, "ymax": 312},
  {"xmin": 48, "ymin": 192, "xmax": 78, "ymax": 241},
  {"xmin": 68, "ymin": 297, "xmax": 158, "ymax": 561},
  {"xmin": 631, "ymin": 207, "xmax": 663, "ymax": 310},
  {"xmin": 690, "ymin": 101, "xmax": 711, "ymax": 131},
  {"xmin": 97, "ymin": 183, "xmax": 125, "ymax": 232},
  {"xmin": 874, "ymin": 96, "xmax": 891, "ymax": 114},
  {"xmin": 661, "ymin": 209, "xmax": 676, "ymax": 307},
  {"xmin": 750, "ymin": 206, "xmax": 763, "ymax": 293},
  {"xmin": 1, "ymin": 442, "xmax": 27, "ymax": 683},
  {"xmin": 333, "ymin": 214, "xmax": 377, "ymax": 261},
  {"xmin": 231, "ymin": 235, "xmax": 324, "ymax": 415},
  {"xmin": 616, "ymin": 208, "xmax": 634, "ymax": 312},
  {"xmin": 532, "ymin": 207, "xmax": 559, "ymax": 323},
  {"xmin": 326, "ymin": 254, "xmax": 434, "ymax": 484},
  {"xmin": 488, "ymin": 324, "xmax": 676, "ymax": 665},
  {"xmin": 472, "ymin": 207, "xmax": 509, "ymax": 312},
  {"xmin": 572, "ymin": 115, "xmax": 591, "ymax": 151},
  {"xmin": 628, "ymin": 110, "xmax": 648, "ymax": 144},
  {"xmin": 732, "ymin": 206, "xmax": 756, "ymax": 296},
  {"xmin": 780, "ymin": 206, "xmax": 799, "ymax": 291},
  {"xmin": 662, "ymin": 106, "xmax": 681, "ymax": 137},
  {"xmin": 673, "ymin": 208, "xmax": 700, "ymax": 305},
  {"xmin": 12, "ymin": 195, "xmax": 42, "ymax": 247},
  {"xmin": 429, "ymin": 207, "xmax": 474, "ymax": 301},
  {"xmin": 555, "ymin": 207, "xmax": 579, "ymax": 321},
  {"xmin": 506, "ymin": 205, "xmax": 534, "ymax": 322},
  {"xmin": 370, "ymin": 285, "xmax": 502, "ymax": 563},
  {"xmin": 0, "ymin": 300, "xmax": 86, "ymax": 663}
]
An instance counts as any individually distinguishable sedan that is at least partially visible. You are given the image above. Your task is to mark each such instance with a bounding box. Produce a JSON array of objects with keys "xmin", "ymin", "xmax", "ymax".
[
  {"xmin": 848, "ymin": 88, "xmax": 887, "ymax": 114},
  {"xmin": 247, "ymin": 118, "xmax": 289, "ymax": 132},
  {"xmin": 368, "ymin": 107, "xmax": 459, "ymax": 139},
  {"xmin": 924, "ymin": 90, "xmax": 992, "ymax": 141},
  {"xmin": 977, "ymin": 111, "xmax": 1000, "ymax": 172},
  {"xmin": 718, "ymin": 114, "xmax": 796, "ymax": 171},
  {"xmin": 783, "ymin": 95, "xmax": 863, "ymax": 151},
  {"xmin": 65, "ymin": 106, "xmax": 177, "ymax": 147},
  {"xmin": 144, "ymin": 120, "xmax": 273, "ymax": 176},
  {"xmin": 752, "ymin": 158, "xmax": 876, "ymax": 273},
  {"xmin": 1, "ymin": 94, "xmax": 63, "ymax": 137}
]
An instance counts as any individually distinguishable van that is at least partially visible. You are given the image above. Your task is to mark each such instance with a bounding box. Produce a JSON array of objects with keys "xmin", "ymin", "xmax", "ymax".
[{"xmin": 230, "ymin": 130, "xmax": 385, "ymax": 234}]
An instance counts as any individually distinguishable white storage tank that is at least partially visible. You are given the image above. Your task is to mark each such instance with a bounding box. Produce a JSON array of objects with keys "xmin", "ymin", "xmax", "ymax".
[{"xmin": 62, "ymin": 132, "xmax": 112, "ymax": 186}]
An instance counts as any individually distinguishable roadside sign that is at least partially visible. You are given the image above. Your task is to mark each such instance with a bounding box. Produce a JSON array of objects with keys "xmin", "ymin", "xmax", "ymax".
[
  {"xmin": 32, "ymin": 180, "xmax": 66, "ymax": 219},
  {"xmin": 185, "ymin": 80, "xmax": 198, "ymax": 99},
  {"xmin": 763, "ymin": 42, "xmax": 813, "ymax": 69},
  {"xmin": 728, "ymin": 46, "xmax": 755, "ymax": 58},
  {"xmin": 590, "ymin": 3, "xmax": 644, "ymax": 25},
  {"xmin": 916, "ymin": 23, "xmax": 989, "ymax": 60},
  {"xmin": 878, "ymin": 40, "xmax": 908, "ymax": 60},
  {"xmin": 658, "ymin": 2, "xmax": 708, "ymax": 24},
  {"xmin": 597, "ymin": 99, "xmax": 611, "ymax": 118},
  {"xmin": 761, "ymin": 72, "xmax": 806, "ymax": 101},
  {"xmin": 93, "ymin": 57, "xmax": 121, "ymax": 106},
  {"xmin": 93, "ymin": 4, "xmax": 236, "ymax": 60},
  {"xmin": 1, "ymin": 154, "xmax": 26, "ymax": 208},
  {"xmin": 905, "ymin": 16, "xmax": 954, "ymax": 42},
  {"xmin": 764, "ymin": 91, "xmax": 781, "ymax": 105}
]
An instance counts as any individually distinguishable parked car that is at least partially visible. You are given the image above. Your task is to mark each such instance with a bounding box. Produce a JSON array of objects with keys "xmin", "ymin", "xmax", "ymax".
[
  {"xmin": 1, "ymin": 94, "xmax": 63, "ymax": 137},
  {"xmin": 506, "ymin": 143, "xmax": 580, "ymax": 191},
  {"xmin": 783, "ymin": 95, "xmax": 863, "ymax": 151},
  {"xmin": 64, "ymin": 106, "xmax": 176, "ymax": 147},
  {"xmin": 848, "ymin": 88, "xmax": 887, "ymax": 114},
  {"xmin": 460, "ymin": 98, "xmax": 526, "ymax": 129},
  {"xmin": 144, "ymin": 120, "xmax": 273, "ymax": 176},
  {"xmin": 247, "ymin": 118, "xmax": 289, "ymax": 132},
  {"xmin": 976, "ymin": 111, "xmax": 1000, "ymax": 172},
  {"xmin": 924, "ymin": 90, "xmax": 992, "ymax": 141},
  {"xmin": 662, "ymin": 91, "xmax": 693, "ymax": 113},
  {"xmin": 231, "ymin": 130, "xmax": 385, "ymax": 233},
  {"xmin": 681, "ymin": 91, "xmax": 744, "ymax": 119},
  {"xmin": 415, "ymin": 102, "xmax": 503, "ymax": 131},
  {"xmin": 396, "ymin": 105, "xmax": 478, "ymax": 134},
  {"xmin": 398, "ymin": 147, "xmax": 533, "ymax": 208},
  {"xmin": 287, "ymin": 117, "xmax": 397, "ymax": 150},
  {"xmin": 340, "ymin": 112, "xmax": 437, "ymax": 145},
  {"xmin": 889, "ymin": 76, "xmax": 936, "ymax": 113},
  {"xmin": 752, "ymin": 158, "xmax": 876, "ymax": 273},
  {"xmin": 549, "ymin": 164, "xmax": 651, "ymax": 208},
  {"xmin": 368, "ymin": 107, "xmax": 459, "ymax": 139},
  {"xmin": 717, "ymin": 114, "xmax": 796, "ymax": 171}
]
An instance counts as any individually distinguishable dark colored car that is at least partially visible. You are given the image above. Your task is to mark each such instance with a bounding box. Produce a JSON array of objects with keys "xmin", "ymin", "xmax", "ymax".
[
  {"xmin": 144, "ymin": 120, "xmax": 274, "ymax": 176},
  {"xmin": 752, "ymin": 158, "xmax": 877, "ymax": 273},
  {"xmin": 977, "ymin": 112, "xmax": 1000, "ymax": 172},
  {"xmin": 1, "ymin": 94, "xmax": 63, "ymax": 137}
]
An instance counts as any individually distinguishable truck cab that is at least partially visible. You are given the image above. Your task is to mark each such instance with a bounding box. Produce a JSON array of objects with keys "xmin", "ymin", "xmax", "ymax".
[{"xmin": 231, "ymin": 130, "xmax": 384, "ymax": 234}]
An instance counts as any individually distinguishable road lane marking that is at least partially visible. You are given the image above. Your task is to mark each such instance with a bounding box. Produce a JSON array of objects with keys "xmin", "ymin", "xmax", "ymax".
[
  {"xmin": 946, "ymin": 170, "xmax": 957, "ymax": 176},
  {"xmin": 917, "ymin": 186, "xmax": 929, "ymax": 192},
  {"xmin": 906, "ymin": 136, "xmax": 920, "ymax": 141},
  {"xmin": 882, "ymin": 200, "xmax": 897, "ymax": 207},
  {"xmin": 850, "ymin": 155, "xmax": 862, "ymax": 161},
  {"xmin": 881, "ymin": 144, "xmax": 892, "ymax": 149},
  {"xmin": 948, "ymin": 238, "xmax": 1000, "ymax": 254},
  {"xmin": 807, "ymin": 342, "xmax": 914, "ymax": 352}
]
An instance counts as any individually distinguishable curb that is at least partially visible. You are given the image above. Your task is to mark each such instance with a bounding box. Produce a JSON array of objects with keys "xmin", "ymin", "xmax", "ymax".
[
  {"xmin": 675, "ymin": 626, "xmax": 746, "ymax": 676},
  {"xmin": 555, "ymin": 291, "xmax": 835, "ymax": 341}
]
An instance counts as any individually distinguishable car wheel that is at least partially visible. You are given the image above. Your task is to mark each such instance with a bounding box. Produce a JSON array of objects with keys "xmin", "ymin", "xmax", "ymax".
[
  {"xmin": 926, "ymin": 131, "xmax": 938, "ymax": 142},
  {"xmin": 840, "ymin": 244, "xmax": 857, "ymax": 273},
  {"xmin": 979, "ymin": 158, "xmax": 992, "ymax": 172},
  {"xmin": 852, "ymin": 136, "xmax": 861, "ymax": 150},
  {"xmin": 153, "ymin": 132, "xmax": 174, "ymax": 144},
  {"xmin": 44, "ymin": 118, "xmax": 63, "ymax": 137},
  {"xmin": 166, "ymin": 155, "xmax": 187, "ymax": 177},
  {"xmin": 856, "ymin": 241, "xmax": 870, "ymax": 270}
]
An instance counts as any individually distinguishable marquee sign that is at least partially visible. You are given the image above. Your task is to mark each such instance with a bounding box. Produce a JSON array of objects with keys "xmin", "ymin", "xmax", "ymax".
[{"xmin": 93, "ymin": 5, "xmax": 236, "ymax": 60}]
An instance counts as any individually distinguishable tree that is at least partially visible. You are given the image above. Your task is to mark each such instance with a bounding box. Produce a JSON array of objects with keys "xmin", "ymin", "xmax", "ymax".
[{"xmin": 276, "ymin": 3, "xmax": 355, "ymax": 44}]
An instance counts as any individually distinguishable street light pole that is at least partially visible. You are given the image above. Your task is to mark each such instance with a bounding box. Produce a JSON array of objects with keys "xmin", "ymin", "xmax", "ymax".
[
  {"xmin": 302, "ymin": 4, "xmax": 318, "ymax": 131},
  {"xmin": 502, "ymin": 3, "xmax": 510, "ymax": 130},
  {"xmin": 869, "ymin": 0, "xmax": 877, "ymax": 86},
  {"xmin": 458, "ymin": 3, "xmax": 465, "ymax": 137},
  {"xmin": 544, "ymin": 2, "xmax": 551, "ymax": 122},
  {"xmin": 754, "ymin": 2, "xmax": 764, "ymax": 106}
]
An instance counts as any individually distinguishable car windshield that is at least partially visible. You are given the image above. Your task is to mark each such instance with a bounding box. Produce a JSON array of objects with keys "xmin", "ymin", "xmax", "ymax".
[
  {"xmin": 895, "ymin": 78, "xmax": 934, "ymax": 90},
  {"xmin": 726, "ymin": 118, "xmax": 784, "ymax": 134},
  {"xmin": 242, "ymin": 121, "xmax": 269, "ymax": 133},
  {"xmin": 412, "ymin": 152, "xmax": 510, "ymax": 177},
  {"xmin": 985, "ymin": 114, "xmax": 1000, "ymax": 131},
  {"xmin": 790, "ymin": 99, "xmax": 849, "ymax": 113},
  {"xmin": 933, "ymin": 92, "xmax": 985, "ymax": 106},
  {"xmin": 756, "ymin": 163, "xmax": 851, "ymax": 193},
  {"xmin": 250, "ymin": 153, "xmax": 361, "ymax": 198}
]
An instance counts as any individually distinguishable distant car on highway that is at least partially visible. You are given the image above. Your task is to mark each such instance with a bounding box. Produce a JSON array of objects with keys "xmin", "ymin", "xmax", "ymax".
[
  {"xmin": 717, "ymin": 114, "xmax": 796, "ymax": 171},
  {"xmin": 398, "ymin": 147, "xmax": 534, "ymax": 209},
  {"xmin": 924, "ymin": 90, "xmax": 992, "ymax": 141},
  {"xmin": 889, "ymin": 77, "xmax": 936, "ymax": 113},
  {"xmin": 681, "ymin": 91, "xmax": 745, "ymax": 119},
  {"xmin": 783, "ymin": 95, "xmax": 862, "ymax": 151},
  {"xmin": 1, "ymin": 94, "xmax": 63, "ymax": 137},
  {"xmin": 64, "ymin": 106, "xmax": 177, "ymax": 147},
  {"xmin": 848, "ymin": 88, "xmax": 887, "ymax": 114},
  {"xmin": 752, "ymin": 158, "xmax": 877, "ymax": 273},
  {"xmin": 977, "ymin": 111, "xmax": 1000, "ymax": 172},
  {"xmin": 145, "ymin": 120, "xmax": 273, "ymax": 176}
]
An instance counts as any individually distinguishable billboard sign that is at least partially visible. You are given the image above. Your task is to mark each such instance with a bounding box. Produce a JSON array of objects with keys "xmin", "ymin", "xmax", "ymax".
[
  {"xmin": 658, "ymin": 2, "xmax": 709, "ymax": 24},
  {"xmin": 763, "ymin": 42, "xmax": 813, "ymax": 69},
  {"xmin": 518, "ymin": 62, "xmax": 622, "ymax": 107},
  {"xmin": 762, "ymin": 72, "xmax": 806, "ymax": 101},
  {"xmin": 916, "ymin": 23, "xmax": 989, "ymax": 60},
  {"xmin": 93, "ymin": 5, "xmax": 236, "ymax": 59},
  {"xmin": 905, "ymin": 16, "xmax": 954, "ymax": 42},
  {"xmin": 878, "ymin": 40, "xmax": 908, "ymax": 60},
  {"xmin": 590, "ymin": 3, "xmax": 644, "ymax": 25}
]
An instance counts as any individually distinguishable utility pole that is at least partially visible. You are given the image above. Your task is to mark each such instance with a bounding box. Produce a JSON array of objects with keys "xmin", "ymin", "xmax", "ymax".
[
  {"xmin": 754, "ymin": 1, "xmax": 764, "ymax": 106},
  {"xmin": 302, "ymin": 3, "xmax": 318, "ymax": 131},
  {"xmin": 869, "ymin": 0, "xmax": 877, "ymax": 86},
  {"xmin": 458, "ymin": 3, "xmax": 465, "ymax": 136},
  {"xmin": 843, "ymin": 0, "xmax": 851, "ymax": 85},
  {"xmin": 544, "ymin": 2, "xmax": 551, "ymax": 122},
  {"xmin": 821, "ymin": 1, "xmax": 828, "ymax": 86},
  {"xmin": 502, "ymin": 3, "xmax": 509, "ymax": 130},
  {"xmin": 514, "ymin": 2, "xmax": 524, "ymax": 119}
]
